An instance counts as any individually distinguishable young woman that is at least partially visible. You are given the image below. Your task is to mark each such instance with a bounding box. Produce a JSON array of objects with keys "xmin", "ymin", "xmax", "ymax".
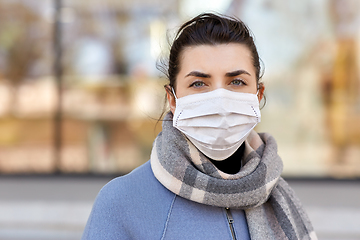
[{"xmin": 82, "ymin": 13, "xmax": 317, "ymax": 240}]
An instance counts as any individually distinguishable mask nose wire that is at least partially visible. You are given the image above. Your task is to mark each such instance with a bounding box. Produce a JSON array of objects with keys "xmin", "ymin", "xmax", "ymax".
[{"xmin": 172, "ymin": 87, "xmax": 259, "ymax": 99}]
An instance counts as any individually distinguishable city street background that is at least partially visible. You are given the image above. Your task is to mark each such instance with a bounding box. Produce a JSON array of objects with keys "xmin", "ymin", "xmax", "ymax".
[
  {"xmin": 0, "ymin": 1, "xmax": 359, "ymax": 239},
  {"xmin": 0, "ymin": 0, "xmax": 359, "ymax": 177}
]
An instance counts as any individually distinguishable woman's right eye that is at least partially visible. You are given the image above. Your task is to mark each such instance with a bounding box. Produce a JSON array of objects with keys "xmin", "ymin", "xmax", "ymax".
[{"xmin": 189, "ymin": 81, "xmax": 205, "ymax": 88}]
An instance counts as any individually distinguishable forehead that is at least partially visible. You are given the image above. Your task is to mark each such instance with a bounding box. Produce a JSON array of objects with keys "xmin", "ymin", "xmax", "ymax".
[{"xmin": 179, "ymin": 43, "xmax": 255, "ymax": 74}]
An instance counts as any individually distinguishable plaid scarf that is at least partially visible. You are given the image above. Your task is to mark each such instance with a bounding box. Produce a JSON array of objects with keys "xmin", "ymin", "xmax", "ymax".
[{"xmin": 151, "ymin": 112, "xmax": 317, "ymax": 240}]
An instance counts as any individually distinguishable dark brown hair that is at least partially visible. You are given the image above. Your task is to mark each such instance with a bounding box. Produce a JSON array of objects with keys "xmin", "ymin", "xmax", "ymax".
[
  {"xmin": 156, "ymin": 13, "xmax": 265, "ymax": 123},
  {"xmin": 160, "ymin": 12, "xmax": 264, "ymax": 91}
]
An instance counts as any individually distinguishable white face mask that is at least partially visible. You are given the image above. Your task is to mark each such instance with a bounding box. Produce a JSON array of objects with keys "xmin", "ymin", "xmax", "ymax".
[{"xmin": 172, "ymin": 88, "xmax": 261, "ymax": 160}]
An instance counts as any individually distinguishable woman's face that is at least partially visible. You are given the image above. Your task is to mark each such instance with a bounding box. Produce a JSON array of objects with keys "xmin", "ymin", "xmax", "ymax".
[{"xmin": 167, "ymin": 43, "xmax": 264, "ymax": 113}]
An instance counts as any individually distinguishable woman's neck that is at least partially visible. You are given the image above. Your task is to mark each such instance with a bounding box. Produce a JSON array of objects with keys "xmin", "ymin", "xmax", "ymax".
[{"xmin": 209, "ymin": 143, "xmax": 245, "ymax": 174}]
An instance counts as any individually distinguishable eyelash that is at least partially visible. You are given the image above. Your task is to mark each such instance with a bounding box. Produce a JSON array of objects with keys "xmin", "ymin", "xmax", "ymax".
[
  {"xmin": 189, "ymin": 80, "xmax": 205, "ymax": 88},
  {"xmin": 189, "ymin": 78, "xmax": 247, "ymax": 88},
  {"xmin": 230, "ymin": 78, "xmax": 246, "ymax": 86}
]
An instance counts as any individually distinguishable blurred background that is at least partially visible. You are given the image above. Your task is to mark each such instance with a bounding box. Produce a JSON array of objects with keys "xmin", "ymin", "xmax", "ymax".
[
  {"xmin": 0, "ymin": 0, "xmax": 359, "ymax": 177},
  {"xmin": 0, "ymin": 0, "xmax": 359, "ymax": 239}
]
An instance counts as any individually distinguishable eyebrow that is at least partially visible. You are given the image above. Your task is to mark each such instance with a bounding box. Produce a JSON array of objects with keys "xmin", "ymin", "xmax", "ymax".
[
  {"xmin": 185, "ymin": 70, "xmax": 251, "ymax": 78},
  {"xmin": 225, "ymin": 70, "xmax": 251, "ymax": 77},
  {"xmin": 185, "ymin": 71, "xmax": 211, "ymax": 78}
]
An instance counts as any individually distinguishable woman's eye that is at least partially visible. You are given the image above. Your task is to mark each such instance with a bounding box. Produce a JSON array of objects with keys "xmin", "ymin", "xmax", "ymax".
[
  {"xmin": 190, "ymin": 81, "xmax": 205, "ymax": 88},
  {"xmin": 231, "ymin": 79, "xmax": 245, "ymax": 86}
]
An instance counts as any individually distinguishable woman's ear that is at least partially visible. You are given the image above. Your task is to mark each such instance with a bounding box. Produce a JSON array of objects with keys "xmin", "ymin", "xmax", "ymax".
[
  {"xmin": 257, "ymin": 83, "xmax": 265, "ymax": 102},
  {"xmin": 165, "ymin": 85, "xmax": 176, "ymax": 114}
]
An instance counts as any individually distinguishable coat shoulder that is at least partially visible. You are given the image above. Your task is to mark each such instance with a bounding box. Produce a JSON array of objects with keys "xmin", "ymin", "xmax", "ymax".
[
  {"xmin": 82, "ymin": 161, "xmax": 175, "ymax": 240},
  {"xmin": 99, "ymin": 161, "xmax": 169, "ymax": 202}
]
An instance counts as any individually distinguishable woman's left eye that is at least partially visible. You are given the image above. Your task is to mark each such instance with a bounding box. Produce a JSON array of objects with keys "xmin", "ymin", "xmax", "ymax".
[{"xmin": 230, "ymin": 79, "xmax": 245, "ymax": 86}]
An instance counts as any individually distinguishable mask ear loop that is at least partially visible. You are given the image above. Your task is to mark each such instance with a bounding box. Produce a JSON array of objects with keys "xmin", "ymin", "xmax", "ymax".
[{"xmin": 171, "ymin": 87, "xmax": 178, "ymax": 100}]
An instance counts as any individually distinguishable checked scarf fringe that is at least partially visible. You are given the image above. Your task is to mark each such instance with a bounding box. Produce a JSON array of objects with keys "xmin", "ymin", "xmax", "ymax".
[{"xmin": 151, "ymin": 112, "xmax": 317, "ymax": 240}]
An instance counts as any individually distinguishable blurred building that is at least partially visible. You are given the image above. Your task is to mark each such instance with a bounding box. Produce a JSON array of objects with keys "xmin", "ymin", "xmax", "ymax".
[{"xmin": 0, "ymin": 0, "xmax": 359, "ymax": 177}]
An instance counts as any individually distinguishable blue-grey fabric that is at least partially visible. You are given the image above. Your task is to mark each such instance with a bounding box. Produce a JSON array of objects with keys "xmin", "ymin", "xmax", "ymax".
[{"xmin": 82, "ymin": 161, "xmax": 251, "ymax": 240}]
